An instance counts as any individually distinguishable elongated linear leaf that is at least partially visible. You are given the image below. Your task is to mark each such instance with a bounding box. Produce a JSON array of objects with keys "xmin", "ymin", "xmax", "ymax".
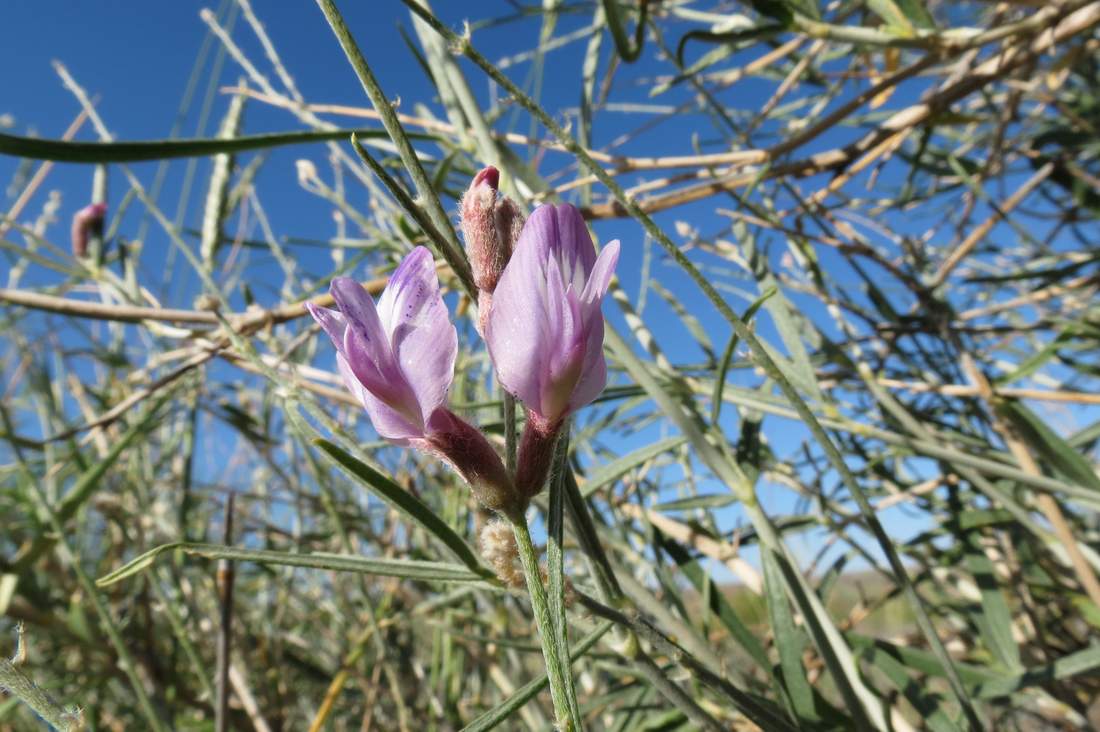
[
  {"xmin": 657, "ymin": 536, "xmax": 779, "ymax": 689},
  {"xmin": 312, "ymin": 438, "xmax": 487, "ymax": 574},
  {"xmin": 972, "ymin": 644, "xmax": 1100, "ymax": 699},
  {"xmin": 546, "ymin": 435, "xmax": 582, "ymax": 727},
  {"xmin": 96, "ymin": 543, "xmax": 487, "ymax": 587},
  {"xmin": 712, "ymin": 286, "xmax": 776, "ymax": 424},
  {"xmin": 859, "ymin": 643, "xmax": 962, "ymax": 732},
  {"xmin": 12, "ymin": 391, "xmax": 173, "ymax": 571},
  {"xmin": 600, "ymin": 0, "xmax": 648, "ymax": 62},
  {"xmin": 762, "ymin": 550, "xmax": 818, "ymax": 724},
  {"xmin": 0, "ymin": 128, "xmax": 432, "ymax": 163},
  {"xmin": 853, "ymin": 633, "xmax": 1100, "ymax": 700},
  {"xmin": 652, "ymin": 493, "xmax": 735, "ymax": 511},
  {"xmin": 963, "ymin": 532, "xmax": 1021, "ymax": 670},
  {"xmin": 997, "ymin": 401, "xmax": 1100, "ymax": 493}
]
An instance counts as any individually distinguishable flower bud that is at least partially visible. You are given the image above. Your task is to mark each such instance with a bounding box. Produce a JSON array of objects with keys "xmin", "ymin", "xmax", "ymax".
[
  {"xmin": 459, "ymin": 166, "xmax": 525, "ymax": 333},
  {"xmin": 71, "ymin": 203, "xmax": 107, "ymax": 257}
]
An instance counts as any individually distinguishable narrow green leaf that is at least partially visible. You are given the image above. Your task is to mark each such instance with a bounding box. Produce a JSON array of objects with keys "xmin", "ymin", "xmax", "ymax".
[
  {"xmin": 600, "ymin": 0, "xmax": 649, "ymax": 62},
  {"xmin": 993, "ymin": 326, "xmax": 1075, "ymax": 386},
  {"xmin": 312, "ymin": 438, "xmax": 487, "ymax": 574},
  {"xmin": 712, "ymin": 286, "xmax": 776, "ymax": 424},
  {"xmin": 972, "ymin": 644, "xmax": 1100, "ymax": 699},
  {"xmin": 96, "ymin": 543, "xmax": 487, "ymax": 587},
  {"xmin": 657, "ymin": 537, "xmax": 773, "ymax": 678},
  {"xmin": 13, "ymin": 391, "xmax": 173, "ymax": 571},
  {"xmin": 546, "ymin": 433, "xmax": 583, "ymax": 727},
  {"xmin": 763, "ymin": 544, "xmax": 883, "ymax": 730},
  {"xmin": 963, "ymin": 532, "xmax": 1022, "ymax": 670},
  {"xmin": 462, "ymin": 621, "xmax": 613, "ymax": 732},
  {"xmin": 858, "ymin": 643, "xmax": 963, "ymax": 732},
  {"xmin": 652, "ymin": 493, "xmax": 735, "ymax": 511},
  {"xmin": 0, "ymin": 128, "xmax": 430, "ymax": 163},
  {"xmin": 761, "ymin": 550, "xmax": 818, "ymax": 723},
  {"xmin": 581, "ymin": 436, "xmax": 688, "ymax": 498},
  {"xmin": 997, "ymin": 401, "xmax": 1100, "ymax": 493}
]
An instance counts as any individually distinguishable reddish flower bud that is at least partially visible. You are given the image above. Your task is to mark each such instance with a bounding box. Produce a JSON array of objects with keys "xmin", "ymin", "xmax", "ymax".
[
  {"xmin": 71, "ymin": 203, "xmax": 107, "ymax": 257},
  {"xmin": 459, "ymin": 166, "xmax": 525, "ymax": 333}
]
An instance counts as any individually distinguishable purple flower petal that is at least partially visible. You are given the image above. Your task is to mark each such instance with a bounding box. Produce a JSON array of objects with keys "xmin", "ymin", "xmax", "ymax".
[
  {"xmin": 330, "ymin": 277, "xmax": 389, "ymax": 350},
  {"xmin": 486, "ymin": 203, "xmax": 618, "ymax": 424},
  {"xmin": 376, "ymin": 247, "xmax": 457, "ymax": 421},
  {"xmin": 485, "ymin": 224, "xmax": 553, "ymax": 411},
  {"xmin": 308, "ymin": 250, "xmax": 457, "ymax": 444},
  {"xmin": 342, "ymin": 325, "xmax": 423, "ymax": 432},
  {"xmin": 566, "ymin": 316, "xmax": 608, "ymax": 414},
  {"xmin": 336, "ymin": 354, "xmax": 422, "ymax": 444},
  {"xmin": 305, "ymin": 303, "xmax": 348, "ymax": 353},
  {"xmin": 581, "ymin": 240, "xmax": 620, "ymax": 308}
]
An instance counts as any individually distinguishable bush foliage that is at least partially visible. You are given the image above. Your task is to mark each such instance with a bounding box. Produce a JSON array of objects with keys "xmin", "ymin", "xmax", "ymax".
[{"xmin": 2, "ymin": 1, "xmax": 1100, "ymax": 730}]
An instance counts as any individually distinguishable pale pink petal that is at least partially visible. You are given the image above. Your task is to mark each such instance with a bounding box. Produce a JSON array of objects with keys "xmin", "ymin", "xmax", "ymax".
[
  {"xmin": 311, "ymin": 253, "xmax": 459, "ymax": 444},
  {"xmin": 486, "ymin": 203, "xmax": 618, "ymax": 423},
  {"xmin": 377, "ymin": 247, "xmax": 457, "ymax": 421},
  {"xmin": 306, "ymin": 303, "xmax": 348, "ymax": 353},
  {"xmin": 337, "ymin": 355, "xmax": 421, "ymax": 444}
]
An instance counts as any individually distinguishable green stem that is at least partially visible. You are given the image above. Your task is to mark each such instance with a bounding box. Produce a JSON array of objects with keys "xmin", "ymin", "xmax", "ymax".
[
  {"xmin": 509, "ymin": 516, "xmax": 578, "ymax": 731},
  {"xmin": 503, "ymin": 393, "xmax": 517, "ymax": 477},
  {"xmin": 546, "ymin": 430, "xmax": 582, "ymax": 724},
  {"xmin": 0, "ymin": 655, "xmax": 82, "ymax": 732}
]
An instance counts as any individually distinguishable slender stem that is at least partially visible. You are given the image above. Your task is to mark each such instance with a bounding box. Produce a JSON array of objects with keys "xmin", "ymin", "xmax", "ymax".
[
  {"xmin": 214, "ymin": 494, "xmax": 236, "ymax": 732},
  {"xmin": 509, "ymin": 516, "xmax": 577, "ymax": 731},
  {"xmin": 575, "ymin": 592, "xmax": 798, "ymax": 732},
  {"xmin": 0, "ymin": 625, "xmax": 82, "ymax": 732},
  {"xmin": 546, "ymin": 430, "xmax": 582, "ymax": 724},
  {"xmin": 632, "ymin": 651, "xmax": 723, "ymax": 732},
  {"xmin": 503, "ymin": 393, "xmax": 517, "ymax": 477}
]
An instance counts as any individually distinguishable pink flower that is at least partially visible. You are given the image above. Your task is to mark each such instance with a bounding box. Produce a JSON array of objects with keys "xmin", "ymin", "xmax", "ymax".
[
  {"xmin": 485, "ymin": 203, "xmax": 619, "ymax": 497},
  {"xmin": 486, "ymin": 203, "xmax": 619, "ymax": 427},
  {"xmin": 308, "ymin": 247, "xmax": 517, "ymax": 512}
]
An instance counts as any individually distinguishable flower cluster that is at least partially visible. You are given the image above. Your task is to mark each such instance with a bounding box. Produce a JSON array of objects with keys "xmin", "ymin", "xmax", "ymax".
[{"xmin": 309, "ymin": 167, "xmax": 619, "ymax": 516}]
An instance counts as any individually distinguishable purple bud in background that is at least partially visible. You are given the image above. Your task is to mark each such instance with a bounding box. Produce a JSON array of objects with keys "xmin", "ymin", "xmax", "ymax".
[
  {"xmin": 485, "ymin": 203, "xmax": 619, "ymax": 498},
  {"xmin": 308, "ymin": 247, "xmax": 518, "ymax": 513},
  {"xmin": 71, "ymin": 202, "xmax": 107, "ymax": 257},
  {"xmin": 459, "ymin": 166, "xmax": 525, "ymax": 335}
]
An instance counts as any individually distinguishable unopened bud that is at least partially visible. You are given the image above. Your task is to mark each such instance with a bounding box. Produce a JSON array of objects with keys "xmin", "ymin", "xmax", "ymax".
[
  {"xmin": 459, "ymin": 166, "xmax": 525, "ymax": 298},
  {"xmin": 71, "ymin": 203, "xmax": 106, "ymax": 257}
]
